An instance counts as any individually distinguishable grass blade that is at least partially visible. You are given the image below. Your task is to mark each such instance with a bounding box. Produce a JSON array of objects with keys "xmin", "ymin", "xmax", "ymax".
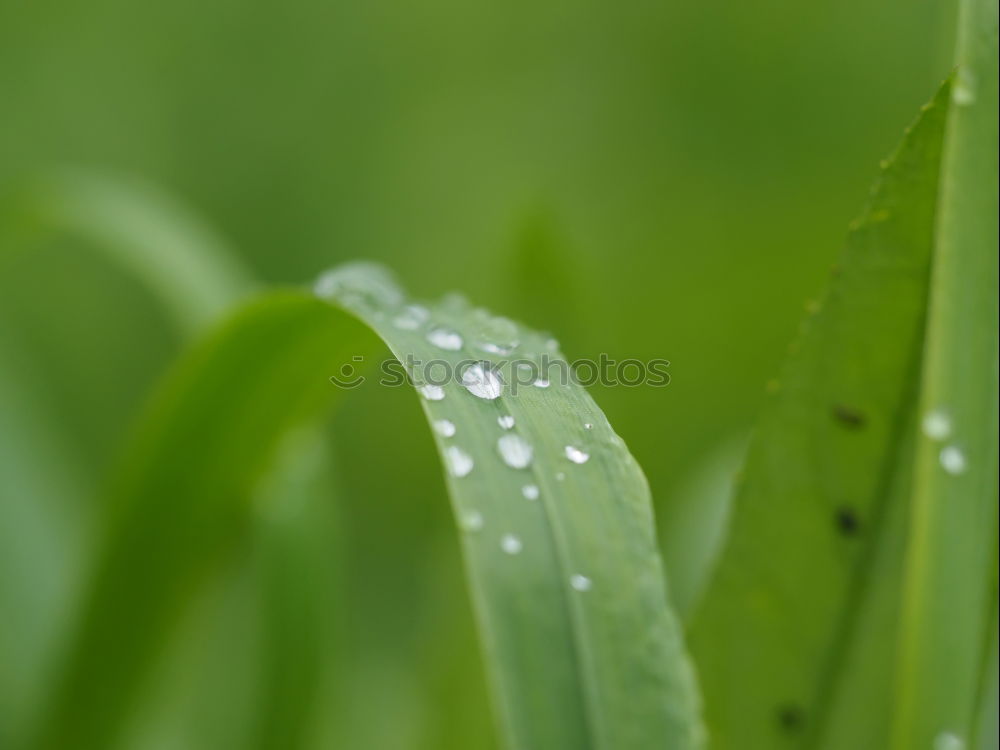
[
  {"xmin": 32, "ymin": 266, "xmax": 702, "ymax": 750},
  {"xmin": 28, "ymin": 293, "xmax": 374, "ymax": 749},
  {"xmin": 688, "ymin": 85, "xmax": 951, "ymax": 749},
  {"xmin": 313, "ymin": 264, "xmax": 702, "ymax": 750},
  {"xmin": 2, "ymin": 171, "xmax": 254, "ymax": 334},
  {"xmin": 892, "ymin": 0, "xmax": 999, "ymax": 746}
]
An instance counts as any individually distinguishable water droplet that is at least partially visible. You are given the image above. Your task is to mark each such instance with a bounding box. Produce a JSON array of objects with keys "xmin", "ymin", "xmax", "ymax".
[
  {"xmin": 922, "ymin": 409, "xmax": 952, "ymax": 441},
  {"xmin": 953, "ymin": 85, "xmax": 975, "ymax": 106},
  {"xmin": 314, "ymin": 263, "xmax": 404, "ymax": 311},
  {"xmin": 940, "ymin": 445, "xmax": 967, "ymax": 475},
  {"xmin": 534, "ymin": 378, "xmax": 550, "ymax": 389},
  {"xmin": 427, "ymin": 327, "xmax": 463, "ymax": 351},
  {"xmin": 934, "ymin": 731, "xmax": 965, "ymax": 750},
  {"xmin": 500, "ymin": 534, "xmax": 522, "ymax": 555},
  {"xmin": 555, "ymin": 471, "xmax": 566, "ymax": 481},
  {"xmin": 583, "ymin": 422, "xmax": 593, "ymax": 430},
  {"xmin": 565, "ymin": 445, "xmax": 590, "ymax": 464},
  {"xmin": 570, "ymin": 574, "xmax": 592, "ymax": 592},
  {"xmin": 392, "ymin": 304, "xmax": 430, "ymax": 330},
  {"xmin": 497, "ymin": 415, "xmax": 515, "ymax": 430},
  {"xmin": 433, "ymin": 419, "xmax": 456, "ymax": 437},
  {"xmin": 545, "ymin": 338, "xmax": 560, "ymax": 352},
  {"xmin": 445, "ymin": 446, "xmax": 474, "ymax": 477},
  {"xmin": 461, "ymin": 362, "xmax": 503, "ymax": 400},
  {"xmin": 460, "ymin": 510, "xmax": 484, "ymax": 532},
  {"xmin": 953, "ymin": 69, "xmax": 977, "ymax": 106},
  {"xmin": 419, "ymin": 384, "xmax": 445, "ymax": 401},
  {"xmin": 470, "ymin": 310, "xmax": 520, "ymax": 355},
  {"xmin": 521, "ymin": 484, "xmax": 539, "ymax": 500},
  {"xmin": 498, "ymin": 434, "xmax": 533, "ymax": 469}
]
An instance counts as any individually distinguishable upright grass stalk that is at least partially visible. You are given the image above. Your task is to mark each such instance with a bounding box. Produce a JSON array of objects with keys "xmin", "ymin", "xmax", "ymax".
[{"xmin": 893, "ymin": 0, "xmax": 999, "ymax": 747}]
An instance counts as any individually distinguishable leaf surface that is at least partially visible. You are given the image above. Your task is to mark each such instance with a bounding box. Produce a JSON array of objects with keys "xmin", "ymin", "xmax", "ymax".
[{"xmin": 32, "ymin": 266, "xmax": 702, "ymax": 750}]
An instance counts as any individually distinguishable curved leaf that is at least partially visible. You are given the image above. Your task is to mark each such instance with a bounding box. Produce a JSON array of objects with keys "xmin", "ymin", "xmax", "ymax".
[{"xmin": 30, "ymin": 266, "xmax": 702, "ymax": 750}]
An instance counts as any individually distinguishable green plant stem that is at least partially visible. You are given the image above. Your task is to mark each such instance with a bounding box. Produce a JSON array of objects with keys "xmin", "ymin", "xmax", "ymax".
[{"xmin": 893, "ymin": 0, "xmax": 999, "ymax": 746}]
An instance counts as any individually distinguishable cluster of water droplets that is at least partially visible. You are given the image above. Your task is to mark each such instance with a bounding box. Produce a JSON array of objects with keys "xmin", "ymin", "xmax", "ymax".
[
  {"xmin": 314, "ymin": 264, "xmax": 601, "ymax": 593},
  {"xmin": 314, "ymin": 263, "xmax": 404, "ymax": 317}
]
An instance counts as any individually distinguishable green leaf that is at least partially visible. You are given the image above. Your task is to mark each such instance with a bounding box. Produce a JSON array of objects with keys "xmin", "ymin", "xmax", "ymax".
[
  {"xmin": 0, "ymin": 170, "xmax": 258, "ymax": 744},
  {"xmin": 28, "ymin": 292, "xmax": 373, "ymax": 750},
  {"xmin": 2, "ymin": 170, "xmax": 255, "ymax": 334},
  {"xmin": 688, "ymin": 83, "xmax": 952, "ymax": 749},
  {"xmin": 31, "ymin": 266, "xmax": 702, "ymax": 750},
  {"xmin": 892, "ymin": 0, "xmax": 999, "ymax": 746}
]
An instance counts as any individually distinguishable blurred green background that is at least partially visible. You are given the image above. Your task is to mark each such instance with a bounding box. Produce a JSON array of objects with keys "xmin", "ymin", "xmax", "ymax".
[{"xmin": 0, "ymin": 0, "xmax": 957, "ymax": 747}]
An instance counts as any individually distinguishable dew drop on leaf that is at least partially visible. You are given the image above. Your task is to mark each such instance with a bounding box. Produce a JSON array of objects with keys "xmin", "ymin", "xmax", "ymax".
[
  {"xmin": 521, "ymin": 484, "xmax": 539, "ymax": 500},
  {"xmin": 460, "ymin": 510, "xmax": 484, "ymax": 532},
  {"xmin": 461, "ymin": 362, "xmax": 503, "ymax": 400},
  {"xmin": 392, "ymin": 304, "xmax": 430, "ymax": 330},
  {"xmin": 498, "ymin": 434, "xmax": 533, "ymax": 469},
  {"xmin": 445, "ymin": 446, "xmax": 474, "ymax": 477},
  {"xmin": 934, "ymin": 731, "xmax": 965, "ymax": 750},
  {"xmin": 419, "ymin": 384, "xmax": 445, "ymax": 401},
  {"xmin": 313, "ymin": 263, "xmax": 404, "ymax": 312},
  {"xmin": 922, "ymin": 409, "xmax": 952, "ymax": 441},
  {"xmin": 472, "ymin": 312, "xmax": 520, "ymax": 355},
  {"xmin": 500, "ymin": 534, "xmax": 523, "ymax": 555},
  {"xmin": 565, "ymin": 445, "xmax": 590, "ymax": 464},
  {"xmin": 433, "ymin": 419, "xmax": 456, "ymax": 437},
  {"xmin": 939, "ymin": 445, "xmax": 967, "ymax": 475},
  {"xmin": 497, "ymin": 415, "xmax": 515, "ymax": 430},
  {"xmin": 427, "ymin": 327, "xmax": 464, "ymax": 351},
  {"xmin": 570, "ymin": 574, "xmax": 592, "ymax": 592}
]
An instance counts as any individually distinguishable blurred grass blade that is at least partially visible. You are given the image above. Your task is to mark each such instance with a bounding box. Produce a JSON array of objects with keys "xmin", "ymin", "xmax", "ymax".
[
  {"xmin": 688, "ymin": 85, "xmax": 951, "ymax": 749},
  {"xmin": 29, "ymin": 293, "xmax": 375, "ymax": 750},
  {"xmin": 657, "ymin": 437, "xmax": 744, "ymax": 622},
  {"xmin": 892, "ymin": 0, "xmax": 999, "ymax": 746},
  {"xmin": 0, "ymin": 170, "xmax": 261, "ymax": 744},
  {"xmin": 2, "ymin": 170, "xmax": 254, "ymax": 334},
  {"xmin": 33, "ymin": 266, "xmax": 702, "ymax": 750}
]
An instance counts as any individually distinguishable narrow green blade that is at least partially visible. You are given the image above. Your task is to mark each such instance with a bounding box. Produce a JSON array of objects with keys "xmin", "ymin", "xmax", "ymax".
[
  {"xmin": 892, "ymin": 0, "xmax": 999, "ymax": 746},
  {"xmin": 688, "ymin": 85, "xmax": 950, "ymax": 749},
  {"xmin": 32, "ymin": 266, "xmax": 702, "ymax": 750}
]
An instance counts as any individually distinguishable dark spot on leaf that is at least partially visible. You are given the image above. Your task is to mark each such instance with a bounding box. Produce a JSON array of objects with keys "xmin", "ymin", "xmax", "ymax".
[
  {"xmin": 836, "ymin": 506, "xmax": 861, "ymax": 535},
  {"xmin": 777, "ymin": 703, "xmax": 804, "ymax": 731},
  {"xmin": 832, "ymin": 404, "xmax": 866, "ymax": 429}
]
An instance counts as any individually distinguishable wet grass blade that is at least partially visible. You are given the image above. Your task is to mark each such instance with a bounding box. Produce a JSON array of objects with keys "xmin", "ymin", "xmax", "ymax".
[
  {"xmin": 688, "ymin": 84, "xmax": 951, "ymax": 749},
  {"xmin": 32, "ymin": 267, "xmax": 702, "ymax": 750},
  {"xmin": 892, "ymin": 0, "xmax": 999, "ymax": 746}
]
